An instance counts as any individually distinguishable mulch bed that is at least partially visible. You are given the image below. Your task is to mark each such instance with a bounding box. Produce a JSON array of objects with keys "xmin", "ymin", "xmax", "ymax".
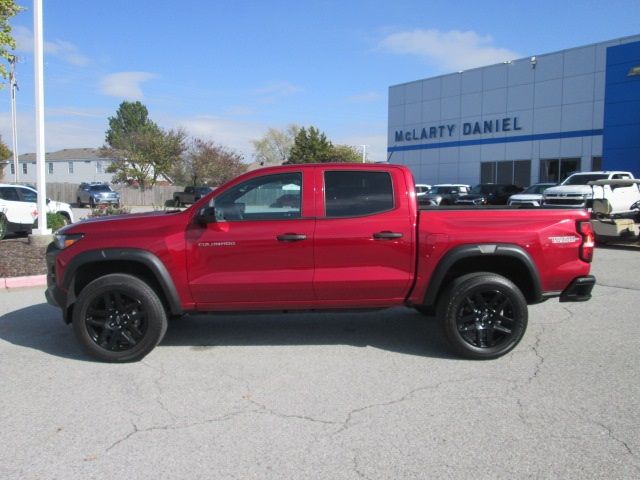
[{"xmin": 0, "ymin": 236, "xmax": 48, "ymax": 278}]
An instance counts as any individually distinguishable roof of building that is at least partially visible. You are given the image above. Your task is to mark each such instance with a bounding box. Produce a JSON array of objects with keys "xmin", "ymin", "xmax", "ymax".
[{"xmin": 12, "ymin": 148, "xmax": 114, "ymax": 163}]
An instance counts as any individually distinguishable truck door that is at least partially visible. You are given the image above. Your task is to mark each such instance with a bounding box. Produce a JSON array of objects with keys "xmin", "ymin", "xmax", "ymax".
[
  {"xmin": 186, "ymin": 170, "xmax": 316, "ymax": 307},
  {"xmin": 313, "ymin": 168, "xmax": 415, "ymax": 304}
]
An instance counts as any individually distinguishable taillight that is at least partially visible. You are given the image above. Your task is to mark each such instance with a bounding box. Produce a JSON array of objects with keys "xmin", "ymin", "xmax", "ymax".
[{"xmin": 578, "ymin": 221, "xmax": 594, "ymax": 262}]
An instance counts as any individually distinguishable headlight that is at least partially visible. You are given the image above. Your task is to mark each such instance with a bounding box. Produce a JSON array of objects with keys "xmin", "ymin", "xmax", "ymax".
[{"xmin": 54, "ymin": 233, "xmax": 84, "ymax": 249}]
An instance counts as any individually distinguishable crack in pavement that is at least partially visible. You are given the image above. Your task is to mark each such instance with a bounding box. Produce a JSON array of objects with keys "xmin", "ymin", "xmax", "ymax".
[
  {"xmin": 105, "ymin": 407, "xmax": 258, "ymax": 452},
  {"xmin": 141, "ymin": 360, "xmax": 176, "ymax": 420},
  {"xmin": 595, "ymin": 283, "xmax": 640, "ymax": 292}
]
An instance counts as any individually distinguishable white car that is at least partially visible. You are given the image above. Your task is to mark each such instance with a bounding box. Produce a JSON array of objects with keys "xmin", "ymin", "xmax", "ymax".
[
  {"xmin": 543, "ymin": 171, "xmax": 638, "ymax": 212},
  {"xmin": 415, "ymin": 184, "xmax": 432, "ymax": 197},
  {"xmin": 508, "ymin": 183, "xmax": 556, "ymax": 207},
  {"xmin": 0, "ymin": 184, "xmax": 74, "ymax": 239}
]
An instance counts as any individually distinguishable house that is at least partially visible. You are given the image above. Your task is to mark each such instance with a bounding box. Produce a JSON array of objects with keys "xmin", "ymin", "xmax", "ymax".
[{"xmin": 0, "ymin": 148, "xmax": 116, "ymax": 184}]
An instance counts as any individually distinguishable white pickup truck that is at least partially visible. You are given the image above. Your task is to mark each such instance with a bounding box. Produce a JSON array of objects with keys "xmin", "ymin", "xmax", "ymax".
[
  {"xmin": 0, "ymin": 184, "xmax": 74, "ymax": 239},
  {"xmin": 542, "ymin": 171, "xmax": 639, "ymax": 213}
]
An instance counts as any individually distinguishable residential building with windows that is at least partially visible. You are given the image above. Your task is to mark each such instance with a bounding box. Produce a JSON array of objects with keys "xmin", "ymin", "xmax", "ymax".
[
  {"xmin": 1, "ymin": 148, "xmax": 116, "ymax": 184},
  {"xmin": 388, "ymin": 35, "xmax": 640, "ymax": 186}
]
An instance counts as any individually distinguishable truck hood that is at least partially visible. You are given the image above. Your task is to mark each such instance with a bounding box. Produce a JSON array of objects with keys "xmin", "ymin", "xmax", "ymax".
[
  {"xmin": 509, "ymin": 193, "xmax": 543, "ymax": 201},
  {"xmin": 544, "ymin": 185, "xmax": 592, "ymax": 196},
  {"xmin": 63, "ymin": 210, "xmax": 183, "ymax": 234}
]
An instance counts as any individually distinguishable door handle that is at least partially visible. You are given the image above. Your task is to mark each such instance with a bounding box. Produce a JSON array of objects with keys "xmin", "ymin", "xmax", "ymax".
[
  {"xmin": 277, "ymin": 233, "xmax": 307, "ymax": 242},
  {"xmin": 373, "ymin": 231, "xmax": 403, "ymax": 240}
]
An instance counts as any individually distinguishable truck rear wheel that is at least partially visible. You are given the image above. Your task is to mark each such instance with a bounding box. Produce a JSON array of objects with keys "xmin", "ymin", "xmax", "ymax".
[
  {"xmin": 72, "ymin": 273, "xmax": 168, "ymax": 362},
  {"xmin": 437, "ymin": 273, "xmax": 527, "ymax": 359}
]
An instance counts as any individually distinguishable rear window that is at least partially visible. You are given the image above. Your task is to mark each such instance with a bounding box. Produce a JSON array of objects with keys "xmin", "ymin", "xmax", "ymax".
[
  {"xmin": 562, "ymin": 174, "xmax": 608, "ymax": 185},
  {"xmin": 324, "ymin": 171, "xmax": 394, "ymax": 217}
]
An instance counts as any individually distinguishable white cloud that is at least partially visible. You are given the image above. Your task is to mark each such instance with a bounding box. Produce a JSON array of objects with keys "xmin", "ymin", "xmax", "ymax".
[
  {"xmin": 100, "ymin": 72, "xmax": 158, "ymax": 100},
  {"xmin": 14, "ymin": 25, "xmax": 90, "ymax": 66},
  {"xmin": 251, "ymin": 81, "xmax": 303, "ymax": 104},
  {"xmin": 379, "ymin": 29, "xmax": 520, "ymax": 71}
]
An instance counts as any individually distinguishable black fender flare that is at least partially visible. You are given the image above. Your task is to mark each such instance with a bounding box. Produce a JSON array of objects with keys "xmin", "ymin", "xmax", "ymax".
[
  {"xmin": 62, "ymin": 248, "xmax": 183, "ymax": 316},
  {"xmin": 421, "ymin": 243, "xmax": 542, "ymax": 307}
]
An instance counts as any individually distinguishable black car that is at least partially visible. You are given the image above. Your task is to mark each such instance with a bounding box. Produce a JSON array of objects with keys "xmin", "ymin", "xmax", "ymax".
[{"xmin": 455, "ymin": 184, "xmax": 523, "ymax": 205}]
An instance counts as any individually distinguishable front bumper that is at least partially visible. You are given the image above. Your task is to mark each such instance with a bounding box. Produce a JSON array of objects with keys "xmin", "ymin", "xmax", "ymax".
[
  {"xmin": 559, "ymin": 275, "xmax": 596, "ymax": 302},
  {"xmin": 45, "ymin": 243, "xmax": 71, "ymax": 322}
]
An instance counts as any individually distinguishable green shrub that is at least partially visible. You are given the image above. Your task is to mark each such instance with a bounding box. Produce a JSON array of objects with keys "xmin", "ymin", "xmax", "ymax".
[
  {"xmin": 33, "ymin": 212, "xmax": 67, "ymax": 232},
  {"xmin": 88, "ymin": 204, "xmax": 131, "ymax": 217}
]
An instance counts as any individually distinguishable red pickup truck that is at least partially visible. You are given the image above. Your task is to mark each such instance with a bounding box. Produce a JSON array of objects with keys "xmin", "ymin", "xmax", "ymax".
[{"xmin": 46, "ymin": 164, "xmax": 595, "ymax": 362}]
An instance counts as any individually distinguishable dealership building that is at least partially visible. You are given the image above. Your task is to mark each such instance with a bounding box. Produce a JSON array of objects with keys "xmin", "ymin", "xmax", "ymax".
[{"xmin": 387, "ymin": 34, "xmax": 640, "ymax": 187}]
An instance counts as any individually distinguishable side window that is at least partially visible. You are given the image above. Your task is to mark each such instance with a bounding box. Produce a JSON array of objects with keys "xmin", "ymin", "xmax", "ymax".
[
  {"xmin": 324, "ymin": 171, "xmax": 394, "ymax": 218},
  {"xmin": 17, "ymin": 188, "xmax": 37, "ymax": 202},
  {"xmin": 0, "ymin": 187, "xmax": 20, "ymax": 201},
  {"xmin": 211, "ymin": 172, "xmax": 302, "ymax": 221}
]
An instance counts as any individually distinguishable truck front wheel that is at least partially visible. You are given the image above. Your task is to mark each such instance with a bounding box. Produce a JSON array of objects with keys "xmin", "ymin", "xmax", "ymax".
[
  {"xmin": 72, "ymin": 273, "xmax": 168, "ymax": 362},
  {"xmin": 437, "ymin": 273, "xmax": 528, "ymax": 360}
]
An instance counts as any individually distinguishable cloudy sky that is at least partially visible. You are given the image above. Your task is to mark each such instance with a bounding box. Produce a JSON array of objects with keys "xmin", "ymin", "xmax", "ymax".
[{"xmin": 0, "ymin": 0, "xmax": 638, "ymax": 163}]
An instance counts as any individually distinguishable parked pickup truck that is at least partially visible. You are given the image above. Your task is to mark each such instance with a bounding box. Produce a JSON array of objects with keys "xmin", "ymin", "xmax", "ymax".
[
  {"xmin": 173, "ymin": 186, "xmax": 214, "ymax": 206},
  {"xmin": 46, "ymin": 164, "xmax": 595, "ymax": 362}
]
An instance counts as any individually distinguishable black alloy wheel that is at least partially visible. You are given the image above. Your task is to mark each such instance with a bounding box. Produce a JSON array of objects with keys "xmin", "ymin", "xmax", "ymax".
[
  {"xmin": 72, "ymin": 274, "xmax": 168, "ymax": 362},
  {"xmin": 84, "ymin": 290, "xmax": 148, "ymax": 352},
  {"xmin": 438, "ymin": 273, "xmax": 527, "ymax": 359}
]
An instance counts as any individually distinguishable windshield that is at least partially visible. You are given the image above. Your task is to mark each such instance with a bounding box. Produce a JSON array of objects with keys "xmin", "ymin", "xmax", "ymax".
[
  {"xmin": 90, "ymin": 185, "xmax": 112, "ymax": 192},
  {"xmin": 523, "ymin": 184, "xmax": 553, "ymax": 194},
  {"xmin": 470, "ymin": 184, "xmax": 502, "ymax": 194},
  {"xmin": 430, "ymin": 186, "xmax": 456, "ymax": 194},
  {"xmin": 562, "ymin": 174, "xmax": 608, "ymax": 186}
]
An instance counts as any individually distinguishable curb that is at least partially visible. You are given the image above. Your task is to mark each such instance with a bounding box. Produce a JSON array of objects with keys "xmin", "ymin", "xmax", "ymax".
[{"xmin": 2, "ymin": 274, "xmax": 47, "ymax": 289}]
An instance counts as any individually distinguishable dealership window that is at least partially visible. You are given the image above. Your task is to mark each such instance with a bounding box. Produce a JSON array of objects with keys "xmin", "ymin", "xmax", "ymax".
[
  {"xmin": 10, "ymin": 163, "xmax": 14, "ymax": 175},
  {"xmin": 96, "ymin": 161, "xmax": 103, "ymax": 174},
  {"xmin": 22, "ymin": 163, "xmax": 27, "ymax": 175},
  {"xmin": 591, "ymin": 156, "xmax": 602, "ymax": 171},
  {"xmin": 68, "ymin": 161, "xmax": 74, "ymax": 174},
  {"xmin": 48, "ymin": 162, "xmax": 53, "ymax": 174},
  {"xmin": 480, "ymin": 160, "xmax": 531, "ymax": 187},
  {"xmin": 539, "ymin": 158, "xmax": 580, "ymax": 183}
]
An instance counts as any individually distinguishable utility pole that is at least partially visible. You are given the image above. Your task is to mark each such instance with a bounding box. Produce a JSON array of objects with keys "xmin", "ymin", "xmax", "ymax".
[{"xmin": 9, "ymin": 55, "xmax": 18, "ymax": 182}]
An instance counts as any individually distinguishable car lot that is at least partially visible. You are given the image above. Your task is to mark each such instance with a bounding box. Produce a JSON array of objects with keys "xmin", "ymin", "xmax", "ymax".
[{"xmin": 0, "ymin": 246, "xmax": 639, "ymax": 479}]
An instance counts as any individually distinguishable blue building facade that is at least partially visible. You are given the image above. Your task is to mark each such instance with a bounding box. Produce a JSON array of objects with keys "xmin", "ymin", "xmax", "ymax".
[{"xmin": 388, "ymin": 35, "xmax": 640, "ymax": 186}]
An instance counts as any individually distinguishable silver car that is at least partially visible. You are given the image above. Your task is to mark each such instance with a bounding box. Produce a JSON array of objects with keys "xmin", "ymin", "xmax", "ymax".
[{"xmin": 76, "ymin": 183, "xmax": 120, "ymax": 208}]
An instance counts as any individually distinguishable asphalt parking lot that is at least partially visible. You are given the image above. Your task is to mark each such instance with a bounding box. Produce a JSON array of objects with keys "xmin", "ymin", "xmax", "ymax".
[{"xmin": 0, "ymin": 245, "xmax": 639, "ymax": 479}]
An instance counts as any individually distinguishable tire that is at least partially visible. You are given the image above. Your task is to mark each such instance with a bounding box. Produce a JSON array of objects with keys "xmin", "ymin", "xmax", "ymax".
[
  {"xmin": 437, "ymin": 272, "xmax": 528, "ymax": 360},
  {"xmin": 0, "ymin": 214, "xmax": 7, "ymax": 240},
  {"xmin": 89, "ymin": 197, "xmax": 95, "ymax": 208},
  {"xmin": 77, "ymin": 197, "xmax": 83, "ymax": 208},
  {"xmin": 72, "ymin": 273, "xmax": 168, "ymax": 362}
]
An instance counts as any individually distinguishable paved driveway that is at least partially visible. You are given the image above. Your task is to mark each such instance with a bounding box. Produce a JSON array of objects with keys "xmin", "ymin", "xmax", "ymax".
[{"xmin": 0, "ymin": 246, "xmax": 638, "ymax": 479}]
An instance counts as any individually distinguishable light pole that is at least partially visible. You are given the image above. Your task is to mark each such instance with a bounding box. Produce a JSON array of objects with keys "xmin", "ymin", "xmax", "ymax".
[
  {"xmin": 360, "ymin": 144, "xmax": 367, "ymax": 163},
  {"xmin": 9, "ymin": 55, "xmax": 18, "ymax": 183},
  {"xmin": 31, "ymin": 0, "xmax": 50, "ymax": 237}
]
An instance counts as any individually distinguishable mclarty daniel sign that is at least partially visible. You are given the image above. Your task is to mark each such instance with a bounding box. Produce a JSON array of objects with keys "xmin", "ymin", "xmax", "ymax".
[{"xmin": 394, "ymin": 116, "xmax": 522, "ymax": 143}]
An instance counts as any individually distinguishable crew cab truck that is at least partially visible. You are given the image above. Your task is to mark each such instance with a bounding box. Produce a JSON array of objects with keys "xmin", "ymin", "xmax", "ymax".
[{"xmin": 46, "ymin": 164, "xmax": 595, "ymax": 362}]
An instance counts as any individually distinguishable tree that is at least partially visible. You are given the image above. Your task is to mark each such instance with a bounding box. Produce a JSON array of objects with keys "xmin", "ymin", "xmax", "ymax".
[
  {"xmin": 251, "ymin": 124, "xmax": 300, "ymax": 165},
  {"xmin": 174, "ymin": 138, "xmax": 247, "ymax": 187},
  {"xmin": 328, "ymin": 145, "xmax": 362, "ymax": 163},
  {"xmin": 102, "ymin": 102, "xmax": 186, "ymax": 189},
  {"xmin": 0, "ymin": 136, "xmax": 10, "ymax": 181},
  {"xmin": 287, "ymin": 126, "xmax": 334, "ymax": 164},
  {"xmin": 0, "ymin": 1, "xmax": 23, "ymax": 85}
]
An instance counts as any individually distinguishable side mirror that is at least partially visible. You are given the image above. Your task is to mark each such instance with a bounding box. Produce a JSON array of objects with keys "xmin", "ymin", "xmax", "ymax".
[{"xmin": 196, "ymin": 206, "xmax": 217, "ymax": 225}]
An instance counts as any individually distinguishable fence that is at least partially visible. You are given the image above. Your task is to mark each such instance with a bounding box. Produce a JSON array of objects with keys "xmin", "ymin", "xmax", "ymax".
[{"xmin": 44, "ymin": 183, "xmax": 184, "ymax": 206}]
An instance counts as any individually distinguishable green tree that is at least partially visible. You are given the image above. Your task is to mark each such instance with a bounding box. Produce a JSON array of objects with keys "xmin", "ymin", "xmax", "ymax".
[
  {"xmin": 175, "ymin": 138, "xmax": 247, "ymax": 187},
  {"xmin": 0, "ymin": 1, "xmax": 23, "ymax": 85},
  {"xmin": 251, "ymin": 124, "xmax": 300, "ymax": 166},
  {"xmin": 328, "ymin": 144, "xmax": 362, "ymax": 163},
  {"xmin": 102, "ymin": 102, "xmax": 186, "ymax": 189},
  {"xmin": 0, "ymin": 136, "xmax": 11, "ymax": 181},
  {"xmin": 287, "ymin": 126, "xmax": 334, "ymax": 164}
]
